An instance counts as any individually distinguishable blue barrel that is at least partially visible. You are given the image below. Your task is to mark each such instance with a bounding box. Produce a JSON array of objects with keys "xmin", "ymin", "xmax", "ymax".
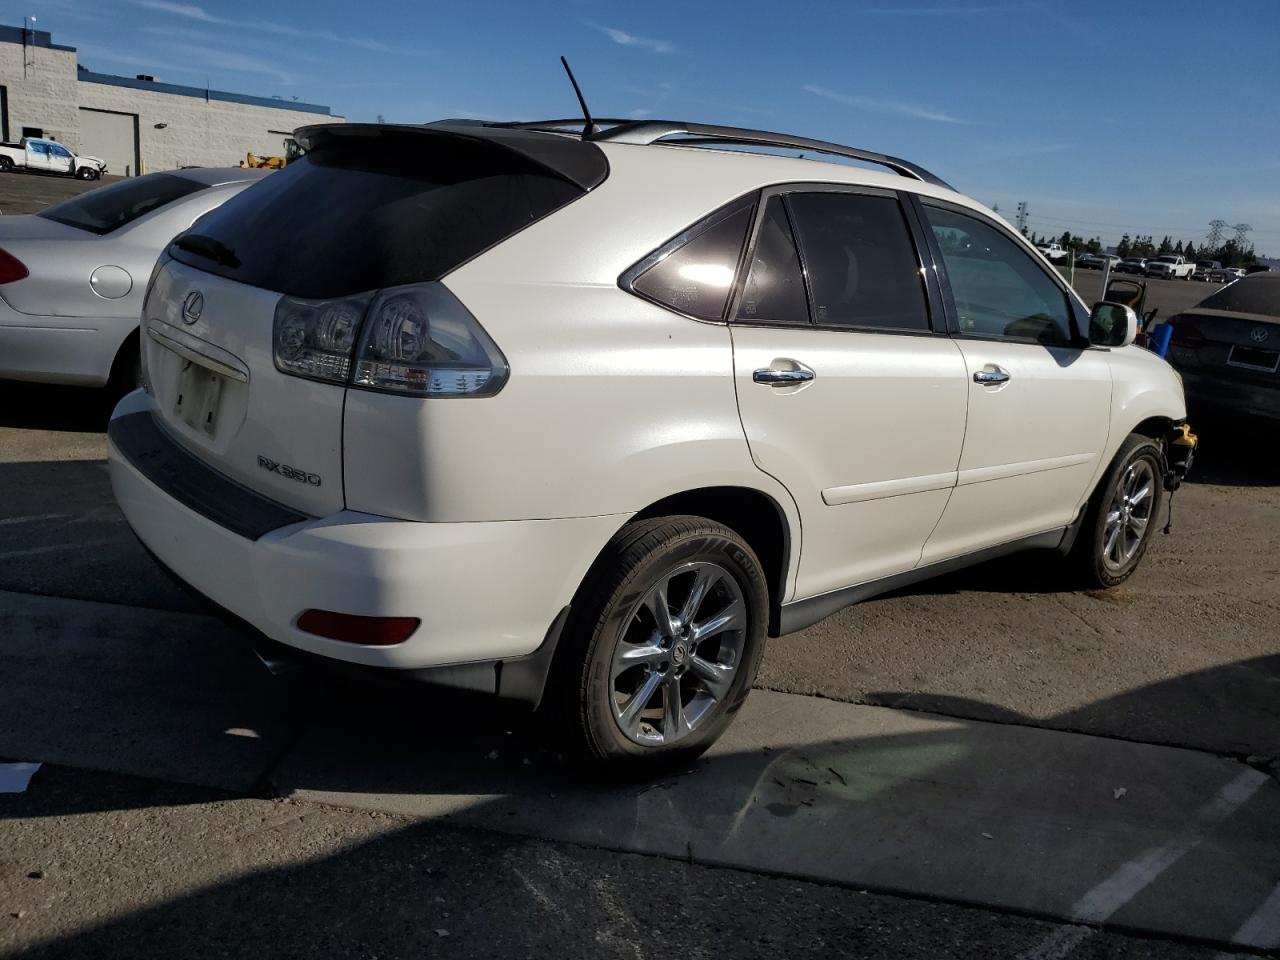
[{"xmin": 1148, "ymin": 322, "xmax": 1174, "ymax": 358}]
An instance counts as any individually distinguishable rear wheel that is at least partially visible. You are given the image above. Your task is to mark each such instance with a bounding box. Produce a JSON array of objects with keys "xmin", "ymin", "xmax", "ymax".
[
  {"xmin": 547, "ymin": 516, "xmax": 768, "ymax": 775},
  {"xmin": 0, "ymin": 157, "xmax": 12, "ymax": 172},
  {"xmin": 1069, "ymin": 434, "xmax": 1164, "ymax": 588}
]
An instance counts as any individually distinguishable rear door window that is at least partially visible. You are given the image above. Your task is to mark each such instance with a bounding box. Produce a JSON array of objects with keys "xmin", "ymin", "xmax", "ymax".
[
  {"xmin": 170, "ymin": 136, "xmax": 586, "ymax": 299},
  {"xmin": 38, "ymin": 173, "xmax": 207, "ymax": 235},
  {"xmin": 735, "ymin": 196, "xmax": 809, "ymax": 325},
  {"xmin": 624, "ymin": 198, "xmax": 755, "ymax": 321},
  {"xmin": 785, "ymin": 192, "xmax": 930, "ymax": 331}
]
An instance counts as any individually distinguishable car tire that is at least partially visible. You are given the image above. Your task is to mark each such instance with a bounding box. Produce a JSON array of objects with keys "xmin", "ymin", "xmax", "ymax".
[
  {"xmin": 546, "ymin": 515, "xmax": 768, "ymax": 776},
  {"xmin": 0, "ymin": 157, "xmax": 12, "ymax": 173},
  {"xmin": 76, "ymin": 167, "xmax": 97, "ymax": 181},
  {"xmin": 1069, "ymin": 434, "xmax": 1165, "ymax": 589}
]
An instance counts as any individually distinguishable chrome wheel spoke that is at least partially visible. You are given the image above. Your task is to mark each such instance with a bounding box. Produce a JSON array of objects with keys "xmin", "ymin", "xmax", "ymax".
[
  {"xmin": 691, "ymin": 597, "xmax": 744, "ymax": 643},
  {"xmin": 1129, "ymin": 482, "xmax": 1152, "ymax": 507},
  {"xmin": 678, "ymin": 566, "xmax": 720, "ymax": 627},
  {"xmin": 1104, "ymin": 525, "xmax": 1122, "ymax": 563},
  {"xmin": 612, "ymin": 636, "xmax": 666, "ymax": 679},
  {"xmin": 1127, "ymin": 514, "xmax": 1148, "ymax": 539},
  {"xmin": 644, "ymin": 580, "xmax": 679, "ymax": 639},
  {"xmin": 688, "ymin": 655, "xmax": 734, "ymax": 701},
  {"xmin": 662, "ymin": 676, "xmax": 688, "ymax": 741},
  {"xmin": 618, "ymin": 671, "xmax": 662, "ymax": 738}
]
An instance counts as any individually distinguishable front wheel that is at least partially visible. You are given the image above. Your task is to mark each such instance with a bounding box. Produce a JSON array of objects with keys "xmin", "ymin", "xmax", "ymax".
[
  {"xmin": 1070, "ymin": 434, "xmax": 1165, "ymax": 588},
  {"xmin": 547, "ymin": 516, "xmax": 768, "ymax": 775},
  {"xmin": 75, "ymin": 166, "xmax": 99, "ymax": 180}
]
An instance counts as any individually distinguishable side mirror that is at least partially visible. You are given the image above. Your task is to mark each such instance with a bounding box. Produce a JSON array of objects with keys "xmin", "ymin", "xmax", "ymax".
[{"xmin": 1089, "ymin": 301, "xmax": 1139, "ymax": 348}]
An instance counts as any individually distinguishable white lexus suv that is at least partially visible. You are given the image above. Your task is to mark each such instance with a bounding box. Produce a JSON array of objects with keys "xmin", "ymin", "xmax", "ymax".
[{"xmin": 108, "ymin": 119, "xmax": 1194, "ymax": 772}]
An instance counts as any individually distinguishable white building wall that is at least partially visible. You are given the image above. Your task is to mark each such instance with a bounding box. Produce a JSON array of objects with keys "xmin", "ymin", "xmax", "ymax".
[
  {"xmin": 77, "ymin": 80, "xmax": 340, "ymax": 173},
  {"xmin": 0, "ymin": 28, "xmax": 341, "ymax": 173},
  {"xmin": 0, "ymin": 39, "xmax": 79, "ymax": 144}
]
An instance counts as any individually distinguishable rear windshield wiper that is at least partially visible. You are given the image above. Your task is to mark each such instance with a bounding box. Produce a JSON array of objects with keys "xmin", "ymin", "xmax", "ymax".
[{"xmin": 174, "ymin": 233, "xmax": 241, "ymax": 269}]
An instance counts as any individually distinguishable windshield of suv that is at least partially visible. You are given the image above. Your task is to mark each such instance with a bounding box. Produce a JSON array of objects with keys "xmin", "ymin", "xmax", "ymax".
[
  {"xmin": 38, "ymin": 173, "xmax": 206, "ymax": 235},
  {"xmin": 169, "ymin": 134, "xmax": 586, "ymax": 299}
]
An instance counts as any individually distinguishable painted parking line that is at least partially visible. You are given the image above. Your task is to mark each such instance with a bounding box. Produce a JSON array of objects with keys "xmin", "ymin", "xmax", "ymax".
[{"xmin": 1230, "ymin": 881, "xmax": 1280, "ymax": 951}]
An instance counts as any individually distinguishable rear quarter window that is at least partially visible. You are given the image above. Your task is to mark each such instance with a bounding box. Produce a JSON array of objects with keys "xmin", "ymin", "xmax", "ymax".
[
  {"xmin": 169, "ymin": 136, "xmax": 585, "ymax": 299},
  {"xmin": 38, "ymin": 174, "xmax": 206, "ymax": 235}
]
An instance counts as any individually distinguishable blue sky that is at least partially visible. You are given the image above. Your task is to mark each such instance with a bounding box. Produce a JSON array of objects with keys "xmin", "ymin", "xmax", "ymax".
[{"xmin": 10, "ymin": 0, "xmax": 1280, "ymax": 253}]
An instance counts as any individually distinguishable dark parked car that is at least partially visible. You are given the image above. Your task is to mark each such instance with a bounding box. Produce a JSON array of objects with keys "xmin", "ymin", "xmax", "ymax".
[
  {"xmin": 1164, "ymin": 273, "xmax": 1280, "ymax": 421},
  {"xmin": 1116, "ymin": 257, "xmax": 1148, "ymax": 275}
]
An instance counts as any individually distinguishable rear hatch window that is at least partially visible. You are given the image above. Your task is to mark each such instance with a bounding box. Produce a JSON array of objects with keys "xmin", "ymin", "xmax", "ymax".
[
  {"xmin": 37, "ymin": 173, "xmax": 206, "ymax": 235},
  {"xmin": 169, "ymin": 131, "xmax": 588, "ymax": 299},
  {"xmin": 1196, "ymin": 277, "xmax": 1280, "ymax": 317}
]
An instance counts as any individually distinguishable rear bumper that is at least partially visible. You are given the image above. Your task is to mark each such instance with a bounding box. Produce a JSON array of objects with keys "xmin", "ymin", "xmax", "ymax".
[
  {"xmin": 1176, "ymin": 369, "xmax": 1280, "ymax": 421},
  {"xmin": 107, "ymin": 391, "xmax": 627, "ymax": 684},
  {"xmin": 0, "ymin": 301, "xmax": 133, "ymax": 386}
]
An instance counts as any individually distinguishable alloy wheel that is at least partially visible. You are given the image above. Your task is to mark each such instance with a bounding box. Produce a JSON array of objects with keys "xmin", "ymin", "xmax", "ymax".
[
  {"xmin": 609, "ymin": 561, "xmax": 747, "ymax": 747},
  {"xmin": 1101, "ymin": 459, "xmax": 1155, "ymax": 572}
]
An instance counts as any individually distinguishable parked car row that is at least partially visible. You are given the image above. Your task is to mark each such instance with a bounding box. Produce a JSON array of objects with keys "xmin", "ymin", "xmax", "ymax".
[
  {"xmin": 2, "ymin": 117, "xmax": 1201, "ymax": 772},
  {"xmin": 1075, "ymin": 253, "xmax": 1121, "ymax": 270}
]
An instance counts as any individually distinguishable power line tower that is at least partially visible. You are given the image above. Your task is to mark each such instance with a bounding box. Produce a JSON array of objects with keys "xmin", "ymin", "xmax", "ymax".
[
  {"xmin": 1205, "ymin": 219, "xmax": 1228, "ymax": 249},
  {"xmin": 1015, "ymin": 201, "xmax": 1029, "ymax": 234},
  {"xmin": 1231, "ymin": 223, "xmax": 1253, "ymax": 249}
]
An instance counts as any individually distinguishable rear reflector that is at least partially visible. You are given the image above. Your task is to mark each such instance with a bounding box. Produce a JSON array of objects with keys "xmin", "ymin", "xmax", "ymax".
[
  {"xmin": 0, "ymin": 249, "xmax": 29, "ymax": 284},
  {"xmin": 296, "ymin": 609, "xmax": 420, "ymax": 646}
]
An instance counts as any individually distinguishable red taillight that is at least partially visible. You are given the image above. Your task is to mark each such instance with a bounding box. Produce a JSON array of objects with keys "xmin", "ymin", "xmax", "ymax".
[
  {"xmin": 296, "ymin": 609, "xmax": 420, "ymax": 646},
  {"xmin": 0, "ymin": 249, "xmax": 28, "ymax": 284}
]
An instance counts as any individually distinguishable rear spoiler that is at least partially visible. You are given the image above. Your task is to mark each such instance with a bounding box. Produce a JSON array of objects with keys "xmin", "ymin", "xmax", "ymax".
[{"xmin": 292, "ymin": 121, "xmax": 609, "ymax": 192}]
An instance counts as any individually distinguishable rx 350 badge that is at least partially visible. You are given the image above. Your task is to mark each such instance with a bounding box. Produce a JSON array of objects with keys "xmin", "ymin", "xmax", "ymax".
[{"xmin": 257, "ymin": 455, "xmax": 322, "ymax": 487}]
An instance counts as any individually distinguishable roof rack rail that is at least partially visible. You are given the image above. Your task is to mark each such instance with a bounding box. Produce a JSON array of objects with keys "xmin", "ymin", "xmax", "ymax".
[
  {"xmin": 591, "ymin": 121, "xmax": 952, "ymax": 189},
  {"xmin": 447, "ymin": 118, "xmax": 953, "ymax": 191}
]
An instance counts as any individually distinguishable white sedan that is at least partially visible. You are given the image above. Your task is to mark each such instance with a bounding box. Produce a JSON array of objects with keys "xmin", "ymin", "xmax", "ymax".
[{"xmin": 0, "ymin": 167, "xmax": 266, "ymax": 391}]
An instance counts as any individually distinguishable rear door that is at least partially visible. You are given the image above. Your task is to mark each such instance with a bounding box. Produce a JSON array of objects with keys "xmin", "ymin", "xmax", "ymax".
[
  {"xmin": 916, "ymin": 200, "xmax": 1111, "ymax": 563},
  {"xmin": 24, "ymin": 141, "xmax": 51, "ymax": 171},
  {"xmin": 730, "ymin": 187, "xmax": 968, "ymax": 598}
]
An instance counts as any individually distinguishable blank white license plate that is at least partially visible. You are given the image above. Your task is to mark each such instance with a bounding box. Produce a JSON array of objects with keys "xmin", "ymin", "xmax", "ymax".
[{"xmin": 173, "ymin": 361, "xmax": 226, "ymax": 435}]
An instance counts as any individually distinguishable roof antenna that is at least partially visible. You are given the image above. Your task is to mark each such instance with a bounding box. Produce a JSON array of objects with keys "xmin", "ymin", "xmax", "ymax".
[{"xmin": 560, "ymin": 56, "xmax": 596, "ymax": 138}]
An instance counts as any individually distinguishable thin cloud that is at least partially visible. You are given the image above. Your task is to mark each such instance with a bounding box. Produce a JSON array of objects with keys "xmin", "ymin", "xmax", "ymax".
[
  {"xmin": 586, "ymin": 21, "xmax": 674, "ymax": 54},
  {"xmin": 861, "ymin": 3, "xmax": 1029, "ymax": 14},
  {"xmin": 130, "ymin": 0, "xmax": 425, "ymax": 55},
  {"xmin": 803, "ymin": 84, "xmax": 969, "ymax": 124},
  {"xmin": 170, "ymin": 43, "xmax": 298, "ymax": 86}
]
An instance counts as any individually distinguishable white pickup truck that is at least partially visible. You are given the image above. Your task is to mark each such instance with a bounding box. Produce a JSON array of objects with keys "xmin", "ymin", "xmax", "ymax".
[
  {"xmin": 1145, "ymin": 255, "xmax": 1196, "ymax": 280},
  {"xmin": 1035, "ymin": 241, "xmax": 1069, "ymax": 262},
  {"xmin": 0, "ymin": 137, "xmax": 107, "ymax": 180}
]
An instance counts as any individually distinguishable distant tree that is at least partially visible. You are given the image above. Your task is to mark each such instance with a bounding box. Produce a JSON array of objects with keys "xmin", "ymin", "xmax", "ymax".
[
  {"xmin": 1133, "ymin": 236, "xmax": 1156, "ymax": 257},
  {"xmin": 1174, "ymin": 240, "xmax": 1184, "ymax": 255},
  {"xmin": 1184, "ymin": 240, "xmax": 1197, "ymax": 261},
  {"xmin": 1059, "ymin": 230, "xmax": 1073, "ymax": 249},
  {"xmin": 376, "ymin": 114, "xmax": 386, "ymax": 124},
  {"xmin": 1086, "ymin": 236, "xmax": 1104, "ymax": 254},
  {"xmin": 1117, "ymin": 234, "xmax": 1132, "ymax": 258},
  {"xmin": 1157, "ymin": 235, "xmax": 1173, "ymax": 255}
]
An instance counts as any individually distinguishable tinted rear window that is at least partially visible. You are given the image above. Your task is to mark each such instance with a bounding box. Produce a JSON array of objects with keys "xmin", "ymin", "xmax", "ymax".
[
  {"xmin": 37, "ymin": 174, "xmax": 205, "ymax": 235},
  {"xmin": 169, "ymin": 136, "xmax": 584, "ymax": 299},
  {"xmin": 1197, "ymin": 276, "xmax": 1280, "ymax": 317}
]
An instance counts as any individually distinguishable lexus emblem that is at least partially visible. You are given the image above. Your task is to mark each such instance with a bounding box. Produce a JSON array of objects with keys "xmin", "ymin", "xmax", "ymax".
[
  {"xmin": 182, "ymin": 291, "xmax": 204, "ymax": 325},
  {"xmin": 1250, "ymin": 326, "xmax": 1270, "ymax": 344}
]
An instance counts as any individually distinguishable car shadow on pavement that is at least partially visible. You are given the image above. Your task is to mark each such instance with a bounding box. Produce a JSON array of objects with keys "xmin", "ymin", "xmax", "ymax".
[
  {"xmin": 0, "ymin": 379, "xmax": 117, "ymax": 434},
  {"xmin": 1181, "ymin": 413, "xmax": 1279, "ymax": 488},
  {"xmin": 4, "ymin": 658, "xmax": 1279, "ymax": 959}
]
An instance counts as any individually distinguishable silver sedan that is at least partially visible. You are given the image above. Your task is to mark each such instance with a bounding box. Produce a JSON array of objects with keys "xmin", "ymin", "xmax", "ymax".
[{"xmin": 0, "ymin": 167, "xmax": 267, "ymax": 390}]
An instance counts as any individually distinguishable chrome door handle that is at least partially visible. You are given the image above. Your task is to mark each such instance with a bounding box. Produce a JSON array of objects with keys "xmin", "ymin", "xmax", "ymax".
[
  {"xmin": 973, "ymin": 369, "xmax": 1010, "ymax": 385},
  {"xmin": 754, "ymin": 368, "xmax": 815, "ymax": 385}
]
